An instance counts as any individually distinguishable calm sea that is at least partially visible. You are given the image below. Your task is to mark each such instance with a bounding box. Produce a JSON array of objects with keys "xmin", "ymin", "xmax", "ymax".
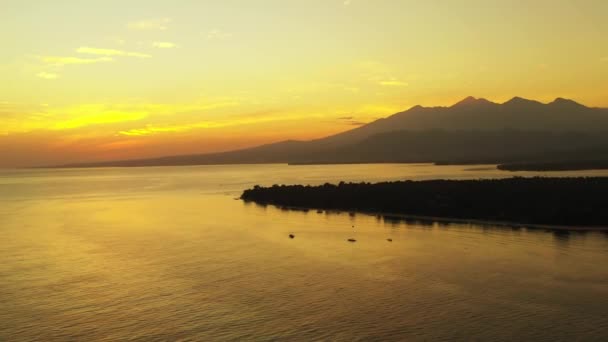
[{"xmin": 1, "ymin": 164, "xmax": 608, "ymax": 341}]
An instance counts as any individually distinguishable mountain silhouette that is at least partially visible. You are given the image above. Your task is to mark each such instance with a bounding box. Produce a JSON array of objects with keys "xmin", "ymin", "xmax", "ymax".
[
  {"xmin": 52, "ymin": 97, "xmax": 608, "ymax": 168},
  {"xmin": 451, "ymin": 96, "xmax": 497, "ymax": 108}
]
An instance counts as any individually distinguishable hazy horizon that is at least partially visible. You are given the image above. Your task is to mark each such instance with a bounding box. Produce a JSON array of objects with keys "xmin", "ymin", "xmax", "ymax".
[
  {"xmin": 2, "ymin": 95, "xmax": 606, "ymax": 168},
  {"xmin": 2, "ymin": 0, "xmax": 608, "ymax": 167}
]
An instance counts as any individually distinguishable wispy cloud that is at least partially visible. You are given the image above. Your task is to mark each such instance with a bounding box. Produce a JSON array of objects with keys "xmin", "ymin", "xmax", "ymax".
[
  {"xmin": 50, "ymin": 104, "xmax": 149, "ymax": 130},
  {"xmin": 39, "ymin": 56, "xmax": 114, "ymax": 66},
  {"xmin": 119, "ymin": 112, "xmax": 308, "ymax": 136},
  {"xmin": 378, "ymin": 79, "xmax": 408, "ymax": 87},
  {"xmin": 33, "ymin": 47, "xmax": 143, "ymax": 79},
  {"xmin": 1, "ymin": 98, "xmax": 242, "ymax": 136},
  {"xmin": 336, "ymin": 115, "xmax": 366, "ymax": 126},
  {"xmin": 0, "ymin": 104, "xmax": 149, "ymax": 135},
  {"xmin": 152, "ymin": 41, "xmax": 176, "ymax": 49},
  {"xmin": 76, "ymin": 47, "xmax": 150, "ymax": 58},
  {"xmin": 206, "ymin": 29, "xmax": 232, "ymax": 40},
  {"xmin": 128, "ymin": 18, "xmax": 171, "ymax": 31},
  {"xmin": 36, "ymin": 72, "xmax": 59, "ymax": 79},
  {"xmin": 120, "ymin": 123, "xmax": 221, "ymax": 136},
  {"xmin": 344, "ymin": 0, "xmax": 352, "ymax": 5}
]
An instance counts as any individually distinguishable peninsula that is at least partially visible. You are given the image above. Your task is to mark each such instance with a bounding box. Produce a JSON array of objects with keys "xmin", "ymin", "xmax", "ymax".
[{"xmin": 241, "ymin": 177, "xmax": 608, "ymax": 229}]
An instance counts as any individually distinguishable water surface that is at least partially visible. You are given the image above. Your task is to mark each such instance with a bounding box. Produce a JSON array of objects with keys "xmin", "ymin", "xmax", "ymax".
[{"xmin": 1, "ymin": 164, "xmax": 608, "ymax": 341}]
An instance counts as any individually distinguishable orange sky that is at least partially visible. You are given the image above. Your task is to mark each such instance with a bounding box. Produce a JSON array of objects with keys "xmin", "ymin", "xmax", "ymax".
[{"xmin": 1, "ymin": 0, "xmax": 607, "ymax": 167}]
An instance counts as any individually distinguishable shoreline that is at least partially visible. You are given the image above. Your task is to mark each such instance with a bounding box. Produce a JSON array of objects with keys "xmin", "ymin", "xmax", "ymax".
[
  {"xmin": 241, "ymin": 178, "xmax": 608, "ymax": 232},
  {"xmin": 254, "ymin": 202, "xmax": 608, "ymax": 232}
]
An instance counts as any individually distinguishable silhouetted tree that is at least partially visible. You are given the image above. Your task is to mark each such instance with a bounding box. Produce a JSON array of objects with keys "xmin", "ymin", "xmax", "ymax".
[{"xmin": 241, "ymin": 177, "xmax": 608, "ymax": 227}]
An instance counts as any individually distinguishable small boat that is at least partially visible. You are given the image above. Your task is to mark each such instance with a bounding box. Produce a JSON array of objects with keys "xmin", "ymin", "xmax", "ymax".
[
  {"xmin": 289, "ymin": 234, "xmax": 295, "ymax": 239},
  {"xmin": 387, "ymin": 238, "xmax": 393, "ymax": 242},
  {"xmin": 347, "ymin": 238, "xmax": 357, "ymax": 242}
]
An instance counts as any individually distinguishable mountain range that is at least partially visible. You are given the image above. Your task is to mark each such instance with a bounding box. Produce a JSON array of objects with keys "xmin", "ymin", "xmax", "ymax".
[{"xmin": 54, "ymin": 97, "xmax": 608, "ymax": 168}]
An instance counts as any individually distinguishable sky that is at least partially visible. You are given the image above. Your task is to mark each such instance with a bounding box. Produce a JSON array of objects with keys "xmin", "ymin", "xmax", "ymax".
[{"xmin": 1, "ymin": 0, "xmax": 607, "ymax": 167}]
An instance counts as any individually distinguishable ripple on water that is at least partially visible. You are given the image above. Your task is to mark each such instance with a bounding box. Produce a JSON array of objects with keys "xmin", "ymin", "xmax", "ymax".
[{"xmin": 1, "ymin": 165, "xmax": 608, "ymax": 341}]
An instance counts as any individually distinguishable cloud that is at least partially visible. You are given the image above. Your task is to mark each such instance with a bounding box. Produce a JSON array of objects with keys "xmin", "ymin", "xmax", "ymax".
[
  {"xmin": 152, "ymin": 41, "xmax": 176, "ymax": 49},
  {"xmin": 119, "ymin": 112, "xmax": 309, "ymax": 136},
  {"xmin": 206, "ymin": 29, "xmax": 232, "ymax": 40},
  {"xmin": 120, "ymin": 124, "xmax": 207, "ymax": 136},
  {"xmin": 40, "ymin": 56, "xmax": 113, "ymax": 66},
  {"xmin": 0, "ymin": 104, "xmax": 148, "ymax": 135},
  {"xmin": 128, "ymin": 18, "xmax": 171, "ymax": 30},
  {"xmin": 335, "ymin": 116, "xmax": 366, "ymax": 126},
  {"xmin": 378, "ymin": 79, "xmax": 408, "ymax": 87},
  {"xmin": 1, "ymin": 99, "xmax": 243, "ymax": 136},
  {"xmin": 50, "ymin": 105, "xmax": 149, "ymax": 130},
  {"xmin": 37, "ymin": 72, "xmax": 59, "ymax": 79},
  {"xmin": 76, "ymin": 47, "xmax": 150, "ymax": 58}
]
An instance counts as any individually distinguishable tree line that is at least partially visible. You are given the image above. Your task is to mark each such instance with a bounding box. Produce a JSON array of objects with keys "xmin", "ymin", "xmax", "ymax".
[{"xmin": 241, "ymin": 177, "xmax": 608, "ymax": 227}]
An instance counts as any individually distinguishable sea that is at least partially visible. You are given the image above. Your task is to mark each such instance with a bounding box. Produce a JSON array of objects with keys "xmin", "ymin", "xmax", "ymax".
[{"xmin": 1, "ymin": 164, "xmax": 608, "ymax": 341}]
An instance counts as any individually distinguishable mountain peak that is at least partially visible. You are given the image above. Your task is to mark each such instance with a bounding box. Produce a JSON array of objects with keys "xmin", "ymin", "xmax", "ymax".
[
  {"xmin": 451, "ymin": 96, "xmax": 495, "ymax": 108},
  {"xmin": 460, "ymin": 96, "xmax": 478, "ymax": 103},
  {"xmin": 503, "ymin": 96, "xmax": 542, "ymax": 106},
  {"xmin": 550, "ymin": 97, "xmax": 586, "ymax": 108}
]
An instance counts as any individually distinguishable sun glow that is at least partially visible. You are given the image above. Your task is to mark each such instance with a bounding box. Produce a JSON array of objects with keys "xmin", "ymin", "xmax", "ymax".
[{"xmin": 1, "ymin": 0, "xmax": 607, "ymax": 167}]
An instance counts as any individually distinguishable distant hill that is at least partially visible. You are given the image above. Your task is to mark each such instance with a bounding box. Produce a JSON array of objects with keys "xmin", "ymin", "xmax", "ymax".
[{"xmin": 52, "ymin": 97, "xmax": 608, "ymax": 168}]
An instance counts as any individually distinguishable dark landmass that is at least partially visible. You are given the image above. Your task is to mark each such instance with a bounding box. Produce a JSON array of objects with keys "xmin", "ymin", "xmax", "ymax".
[
  {"xmin": 48, "ymin": 97, "xmax": 608, "ymax": 168},
  {"xmin": 494, "ymin": 144, "xmax": 608, "ymax": 171},
  {"xmin": 498, "ymin": 160, "xmax": 608, "ymax": 171},
  {"xmin": 241, "ymin": 177, "xmax": 608, "ymax": 229},
  {"xmin": 314, "ymin": 130, "xmax": 608, "ymax": 165}
]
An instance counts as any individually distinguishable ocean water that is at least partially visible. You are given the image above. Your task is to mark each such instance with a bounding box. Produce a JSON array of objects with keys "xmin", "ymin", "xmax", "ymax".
[{"xmin": 1, "ymin": 164, "xmax": 608, "ymax": 341}]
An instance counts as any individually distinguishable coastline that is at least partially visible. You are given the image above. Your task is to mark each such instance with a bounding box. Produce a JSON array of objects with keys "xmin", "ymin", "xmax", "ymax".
[
  {"xmin": 254, "ymin": 202, "xmax": 608, "ymax": 232},
  {"xmin": 241, "ymin": 178, "xmax": 608, "ymax": 232}
]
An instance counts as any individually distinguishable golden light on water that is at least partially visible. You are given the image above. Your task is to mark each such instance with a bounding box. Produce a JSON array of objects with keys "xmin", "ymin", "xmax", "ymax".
[{"xmin": 3, "ymin": 165, "xmax": 608, "ymax": 340}]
